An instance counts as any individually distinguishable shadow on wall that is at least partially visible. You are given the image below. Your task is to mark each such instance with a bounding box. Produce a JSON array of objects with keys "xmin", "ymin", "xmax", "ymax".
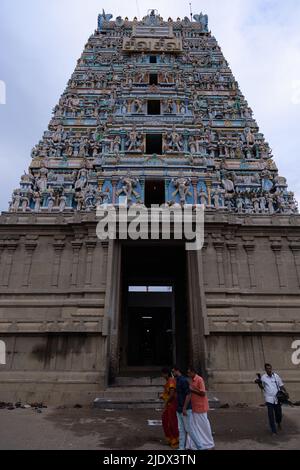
[{"xmin": 31, "ymin": 334, "xmax": 90, "ymax": 367}]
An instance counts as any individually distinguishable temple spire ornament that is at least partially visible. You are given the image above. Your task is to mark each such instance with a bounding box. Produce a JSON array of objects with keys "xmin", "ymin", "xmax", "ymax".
[
  {"xmin": 8, "ymin": 10, "xmax": 297, "ymax": 215},
  {"xmin": 193, "ymin": 12, "xmax": 209, "ymax": 32},
  {"xmin": 98, "ymin": 9, "xmax": 113, "ymax": 31}
]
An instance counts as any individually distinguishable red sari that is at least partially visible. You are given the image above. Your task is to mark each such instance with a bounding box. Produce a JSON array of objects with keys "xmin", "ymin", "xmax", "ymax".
[{"xmin": 161, "ymin": 378, "xmax": 179, "ymax": 448}]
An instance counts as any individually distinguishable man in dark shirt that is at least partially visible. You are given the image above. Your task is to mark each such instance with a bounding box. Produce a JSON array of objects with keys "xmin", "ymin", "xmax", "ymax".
[{"xmin": 172, "ymin": 366, "xmax": 203, "ymax": 450}]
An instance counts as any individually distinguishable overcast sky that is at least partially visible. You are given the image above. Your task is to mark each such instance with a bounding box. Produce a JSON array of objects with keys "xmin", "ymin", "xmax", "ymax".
[{"xmin": 0, "ymin": 0, "xmax": 300, "ymax": 211}]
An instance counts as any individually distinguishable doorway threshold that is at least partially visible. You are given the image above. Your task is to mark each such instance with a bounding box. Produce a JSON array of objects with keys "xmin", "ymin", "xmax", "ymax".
[{"xmin": 119, "ymin": 367, "xmax": 164, "ymax": 378}]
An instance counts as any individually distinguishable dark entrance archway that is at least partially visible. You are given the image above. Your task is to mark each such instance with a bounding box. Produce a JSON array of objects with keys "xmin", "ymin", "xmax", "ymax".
[{"xmin": 120, "ymin": 244, "xmax": 188, "ymax": 373}]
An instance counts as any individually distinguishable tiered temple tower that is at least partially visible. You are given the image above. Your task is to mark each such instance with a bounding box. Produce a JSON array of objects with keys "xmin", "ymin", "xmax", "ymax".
[{"xmin": 0, "ymin": 10, "xmax": 299, "ymax": 405}]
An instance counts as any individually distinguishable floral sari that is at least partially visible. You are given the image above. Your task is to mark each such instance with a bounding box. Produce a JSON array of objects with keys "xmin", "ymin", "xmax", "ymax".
[{"xmin": 161, "ymin": 378, "xmax": 179, "ymax": 449}]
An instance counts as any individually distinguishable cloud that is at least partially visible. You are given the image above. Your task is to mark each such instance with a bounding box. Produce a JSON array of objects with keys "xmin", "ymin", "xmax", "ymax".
[{"xmin": 0, "ymin": 0, "xmax": 299, "ymax": 211}]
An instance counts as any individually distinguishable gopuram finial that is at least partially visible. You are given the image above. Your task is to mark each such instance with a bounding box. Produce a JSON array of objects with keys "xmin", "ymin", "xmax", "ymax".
[
  {"xmin": 98, "ymin": 9, "xmax": 113, "ymax": 31},
  {"xmin": 193, "ymin": 12, "xmax": 209, "ymax": 32}
]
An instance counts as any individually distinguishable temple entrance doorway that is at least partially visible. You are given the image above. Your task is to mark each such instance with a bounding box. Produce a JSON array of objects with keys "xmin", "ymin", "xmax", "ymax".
[{"xmin": 120, "ymin": 243, "xmax": 188, "ymax": 373}]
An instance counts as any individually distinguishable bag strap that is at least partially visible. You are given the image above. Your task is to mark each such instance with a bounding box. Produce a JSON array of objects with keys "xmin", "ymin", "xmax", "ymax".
[{"xmin": 273, "ymin": 374, "xmax": 280, "ymax": 391}]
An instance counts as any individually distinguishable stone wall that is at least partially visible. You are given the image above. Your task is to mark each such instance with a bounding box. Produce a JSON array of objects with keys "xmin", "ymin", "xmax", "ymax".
[
  {"xmin": 0, "ymin": 211, "xmax": 299, "ymax": 404},
  {"xmin": 203, "ymin": 213, "xmax": 300, "ymax": 403},
  {"xmin": 0, "ymin": 212, "xmax": 110, "ymax": 404}
]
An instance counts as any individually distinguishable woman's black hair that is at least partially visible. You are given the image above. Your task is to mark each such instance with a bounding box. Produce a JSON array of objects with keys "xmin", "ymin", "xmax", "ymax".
[{"xmin": 161, "ymin": 367, "xmax": 172, "ymax": 377}]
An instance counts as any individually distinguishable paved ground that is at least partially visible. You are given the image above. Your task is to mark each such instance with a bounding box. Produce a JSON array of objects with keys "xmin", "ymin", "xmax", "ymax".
[{"xmin": 0, "ymin": 405, "xmax": 299, "ymax": 450}]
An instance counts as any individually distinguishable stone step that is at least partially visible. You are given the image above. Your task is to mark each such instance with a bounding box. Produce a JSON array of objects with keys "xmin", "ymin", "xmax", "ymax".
[
  {"xmin": 95, "ymin": 386, "xmax": 162, "ymax": 401},
  {"xmin": 94, "ymin": 397, "xmax": 162, "ymax": 410},
  {"xmin": 93, "ymin": 387, "xmax": 221, "ymax": 410},
  {"xmin": 112, "ymin": 376, "xmax": 165, "ymax": 387},
  {"xmin": 94, "ymin": 397, "xmax": 220, "ymax": 410}
]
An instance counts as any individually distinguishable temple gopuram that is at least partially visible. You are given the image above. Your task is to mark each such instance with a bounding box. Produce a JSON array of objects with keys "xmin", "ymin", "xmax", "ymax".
[{"xmin": 0, "ymin": 10, "xmax": 299, "ymax": 406}]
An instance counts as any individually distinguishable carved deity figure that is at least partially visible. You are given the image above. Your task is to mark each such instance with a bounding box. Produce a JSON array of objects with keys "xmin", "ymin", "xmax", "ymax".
[
  {"xmin": 98, "ymin": 10, "xmax": 113, "ymax": 31},
  {"xmin": 133, "ymin": 98, "xmax": 144, "ymax": 114},
  {"xmin": 36, "ymin": 164, "xmax": 49, "ymax": 192},
  {"xmin": 31, "ymin": 144, "xmax": 40, "ymax": 160},
  {"xmin": 126, "ymin": 127, "xmax": 143, "ymax": 152},
  {"xmin": 47, "ymin": 192, "xmax": 56, "ymax": 213},
  {"xmin": 11, "ymin": 190, "xmax": 21, "ymax": 212},
  {"xmin": 79, "ymin": 138, "xmax": 89, "ymax": 158},
  {"xmin": 85, "ymin": 187, "xmax": 96, "ymax": 211},
  {"xmin": 93, "ymin": 123, "xmax": 106, "ymax": 142},
  {"xmin": 259, "ymin": 195, "xmax": 267, "ymax": 212},
  {"xmin": 95, "ymin": 188, "xmax": 110, "ymax": 208},
  {"xmin": 136, "ymin": 72, "xmax": 147, "ymax": 84},
  {"xmin": 252, "ymin": 196, "xmax": 260, "ymax": 214},
  {"xmin": 212, "ymin": 189, "xmax": 220, "ymax": 210},
  {"xmin": 33, "ymin": 191, "xmax": 42, "ymax": 213},
  {"xmin": 111, "ymin": 135, "xmax": 121, "ymax": 154},
  {"xmin": 21, "ymin": 196, "xmax": 30, "ymax": 213},
  {"xmin": 167, "ymin": 127, "xmax": 183, "ymax": 152},
  {"xmin": 91, "ymin": 141, "xmax": 101, "ymax": 158},
  {"xmin": 267, "ymin": 195, "xmax": 275, "ymax": 215},
  {"xmin": 165, "ymin": 99, "xmax": 175, "ymax": 114},
  {"xmin": 172, "ymin": 177, "xmax": 192, "ymax": 205},
  {"xmin": 52, "ymin": 125, "xmax": 65, "ymax": 143},
  {"xmin": 117, "ymin": 174, "xmax": 141, "ymax": 202},
  {"xmin": 180, "ymin": 102, "xmax": 187, "ymax": 114},
  {"xmin": 189, "ymin": 136, "xmax": 198, "ymax": 155},
  {"xmin": 244, "ymin": 127, "xmax": 255, "ymax": 146},
  {"xmin": 222, "ymin": 175, "xmax": 235, "ymax": 193},
  {"xmin": 193, "ymin": 13, "xmax": 209, "ymax": 33},
  {"xmin": 161, "ymin": 71, "xmax": 171, "ymax": 84},
  {"xmin": 75, "ymin": 190, "xmax": 86, "ymax": 212},
  {"xmin": 75, "ymin": 164, "xmax": 89, "ymax": 191},
  {"xmin": 287, "ymin": 193, "xmax": 298, "ymax": 214},
  {"xmin": 236, "ymin": 197, "xmax": 244, "ymax": 214},
  {"xmin": 58, "ymin": 194, "xmax": 67, "ymax": 212},
  {"xmin": 199, "ymin": 189, "xmax": 208, "ymax": 206},
  {"xmin": 66, "ymin": 139, "xmax": 74, "ymax": 157}
]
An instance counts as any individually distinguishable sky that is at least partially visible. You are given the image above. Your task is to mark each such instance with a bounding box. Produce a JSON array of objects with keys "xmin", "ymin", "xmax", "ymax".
[{"xmin": 0, "ymin": 0, "xmax": 300, "ymax": 211}]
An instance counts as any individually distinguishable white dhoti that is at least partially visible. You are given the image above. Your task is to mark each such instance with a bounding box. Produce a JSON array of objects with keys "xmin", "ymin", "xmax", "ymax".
[{"xmin": 186, "ymin": 412, "xmax": 215, "ymax": 450}]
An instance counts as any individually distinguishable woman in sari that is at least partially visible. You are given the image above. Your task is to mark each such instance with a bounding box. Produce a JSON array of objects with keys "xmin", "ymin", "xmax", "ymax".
[{"xmin": 160, "ymin": 368, "xmax": 179, "ymax": 449}]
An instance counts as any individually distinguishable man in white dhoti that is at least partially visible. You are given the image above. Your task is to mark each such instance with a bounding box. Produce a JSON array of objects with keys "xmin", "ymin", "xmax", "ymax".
[
  {"xmin": 187, "ymin": 367, "xmax": 215, "ymax": 450},
  {"xmin": 172, "ymin": 366, "xmax": 203, "ymax": 451}
]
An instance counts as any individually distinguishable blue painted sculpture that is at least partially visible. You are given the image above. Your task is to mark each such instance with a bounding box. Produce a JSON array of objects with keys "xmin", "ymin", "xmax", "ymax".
[{"xmin": 98, "ymin": 9, "xmax": 113, "ymax": 31}]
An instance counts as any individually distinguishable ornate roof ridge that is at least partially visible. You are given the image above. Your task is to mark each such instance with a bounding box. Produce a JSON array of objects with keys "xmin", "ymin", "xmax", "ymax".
[{"xmin": 98, "ymin": 10, "xmax": 209, "ymax": 33}]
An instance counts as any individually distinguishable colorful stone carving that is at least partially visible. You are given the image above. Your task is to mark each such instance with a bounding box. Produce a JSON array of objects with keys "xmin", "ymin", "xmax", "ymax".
[{"xmin": 8, "ymin": 10, "xmax": 298, "ymax": 215}]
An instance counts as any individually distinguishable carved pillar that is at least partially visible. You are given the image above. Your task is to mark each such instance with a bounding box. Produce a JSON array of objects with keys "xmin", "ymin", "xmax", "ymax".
[
  {"xmin": 22, "ymin": 241, "xmax": 38, "ymax": 287},
  {"xmin": 71, "ymin": 240, "xmax": 83, "ymax": 287},
  {"xmin": 227, "ymin": 242, "xmax": 239, "ymax": 288},
  {"xmin": 213, "ymin": 241, "xmax": 225, "ymax": 287},
  {"xmin": 0, "ymin": 242, "xmax": 6, "ymax": 287},
  {"xmin": 183, "ymin": 132, "xmax": 189, "ymax": 153},
  {"xmin": 51, "ymin": 241, "xmax": 65, "ymax": 287},
  {"xmin": 187, "ymin": 249, "xmax": 209, "ymax": 376},
  {"xmin": 290, "ymin": 243, "xmax": 300, "ymax": 288},
  {"xmin": 2, "ymin": 242, "xmax": 18, "ymax": 287},
  {"xmin": 85, "ymin": 239, "xmax": 97, "ymax": 286},
  {"xmin": 165, "ymin": 178, "xmax": 171, "ymax": 203},
  {"xmin": 140, "ymin": 180, "xmax": 145, "ymax": 205},
  {"xmin": 101, "ymin": 241, "xmax": 109, "ymax": 288},
  {"xmin": 244, "ymin": 243, "xmax": 256, "ymax": 288},
  {"xmin": 104, "ymin": 240, "xmax": 122, "ymax": 381},
  {"xmin": 120, "ymin": 130, "xmax": 127, "ymax": 153},
  {"xmin": 271, "ymin": 241, "xmax": 286, "ymax": 288},
  {"xmin": 112, "ymin": 178, "xmax": 118, "ymax": 204},
  {"xmin": 142, "ymin": 134, "xmax": 146, "ymax": 153},
  {"xmin": 206, "ymin": 180, "xmax": 212, "ymax": 207},
  {"xmin": 202, "ymin": 242, "xmax": 208, "ymax": 287},
  {"xmin": 192, "ymin": 178, "xmax": 198, "ymax": 205}
]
